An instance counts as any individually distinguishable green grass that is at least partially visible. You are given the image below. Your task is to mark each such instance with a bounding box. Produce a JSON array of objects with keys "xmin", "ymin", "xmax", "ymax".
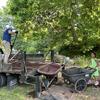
[
  {"xmin": 0, "ymin": 85, "xmax": 33, "ymax": 100},
  {"xmin": 78, "ymin": 86, "xmax": 100, "ymax": 100},
  {"xmin": 0, "ymin": 83, "xmax": 100, "ymax": 100},
  {"xmin": 84, "ymin": 86, "xmax": 100, "ymax": 100}
]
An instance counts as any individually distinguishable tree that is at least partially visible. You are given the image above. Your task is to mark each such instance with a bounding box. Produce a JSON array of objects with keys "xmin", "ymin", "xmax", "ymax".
[{"xmin": 6, "ymin": 0, "xmax": 100, "ymax": 53}]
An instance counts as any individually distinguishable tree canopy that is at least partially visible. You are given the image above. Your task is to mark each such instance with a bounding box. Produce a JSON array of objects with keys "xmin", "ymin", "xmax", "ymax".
[{"xmin": 4, "ymin": 0, "xmax": 100, "ymax": 54}]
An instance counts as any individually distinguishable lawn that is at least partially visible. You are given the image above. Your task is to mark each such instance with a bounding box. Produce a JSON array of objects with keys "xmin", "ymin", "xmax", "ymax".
[
  {"xmin": 0, "ymin": 85, "xmax": 33, "ymax": 100},
  {"xmin": 71, "ymin": 86, "xmax": 100, "ymax": 100},
  {"xmin": 0, "ymin": 84, "xmax": 100, "ymax": 100}
]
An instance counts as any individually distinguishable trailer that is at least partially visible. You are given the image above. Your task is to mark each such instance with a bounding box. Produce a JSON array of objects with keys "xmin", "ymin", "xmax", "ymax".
[{"xmin": 0, "ymin": 51, "xmax": 46, "ymax": 88}]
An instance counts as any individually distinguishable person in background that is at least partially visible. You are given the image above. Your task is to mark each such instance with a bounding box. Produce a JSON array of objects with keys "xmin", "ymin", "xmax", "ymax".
[
  {"xmin": 2, "ymin": 25, "xmax": 16, "ymax": 64},
  {"xmin": 89, "ymin": 52, "xmax": 99, "ymax": 86}
]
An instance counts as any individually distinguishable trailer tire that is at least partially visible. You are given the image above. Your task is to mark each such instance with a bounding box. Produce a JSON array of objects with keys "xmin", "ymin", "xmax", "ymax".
[{"xmin": 0, "ymin": 74, "xmax": 7, "ymax": 87}]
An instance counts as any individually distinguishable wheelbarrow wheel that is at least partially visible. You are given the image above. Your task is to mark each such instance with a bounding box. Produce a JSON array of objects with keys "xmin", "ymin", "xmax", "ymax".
[{"xmin": 74, "ymin": 78, "xmax": 87, "ymax": 92}]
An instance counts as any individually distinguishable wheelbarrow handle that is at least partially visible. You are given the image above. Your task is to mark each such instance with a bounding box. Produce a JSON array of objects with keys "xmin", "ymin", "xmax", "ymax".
[
  {"xmin": 85, "ymin": 67, "xmax": 92, "ymax": 70},
  {"xmin": 85, "ymin": 67, "xmax": 96, "ymax": 73}
]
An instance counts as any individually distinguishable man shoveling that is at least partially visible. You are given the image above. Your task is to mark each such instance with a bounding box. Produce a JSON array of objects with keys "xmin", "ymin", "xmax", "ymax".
[{"xmin": 2, "ymin": 25, "xmax": 18, "ymax": 70}]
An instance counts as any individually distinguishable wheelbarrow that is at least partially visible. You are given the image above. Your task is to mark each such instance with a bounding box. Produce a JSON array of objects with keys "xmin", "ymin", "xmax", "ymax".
[
  {"xmin": 37, "ymin": 63, "xmax": 62, "ymax": 88},
  {"xmin": 34, "ymin": 63, "xmax": 63, "ymax": 98},
  {"xmin": 62, "ymin": 67, "xmax": 95, "ymax": 92}
]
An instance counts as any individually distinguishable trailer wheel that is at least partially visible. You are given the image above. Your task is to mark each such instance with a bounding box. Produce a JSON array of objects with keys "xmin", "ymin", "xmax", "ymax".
[
  {"xmin": 74, "ymin": 78, "xmax": 87, "ymax": 92},
  {"xmin": 7, "ymin": 75, "xmax": 18, "ymax": 88},
  {"xmin": 0, "ymin": 74, "xmax": 7, "ymax": 87}
]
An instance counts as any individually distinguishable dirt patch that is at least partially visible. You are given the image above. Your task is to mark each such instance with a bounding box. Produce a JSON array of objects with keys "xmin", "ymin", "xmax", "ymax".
[
  {"xmin": 45, "ymin": 85, "xmax": 74, "ymax": 100},
  {"xmin": 27, "ymin": 84, "xmax": 100, "ymax": 100}
]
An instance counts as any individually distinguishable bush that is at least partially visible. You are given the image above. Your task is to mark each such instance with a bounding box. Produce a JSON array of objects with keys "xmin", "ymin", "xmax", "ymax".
[{"xmin": 74, "ymin": 56, "xmax": 90, "ymax": 67}]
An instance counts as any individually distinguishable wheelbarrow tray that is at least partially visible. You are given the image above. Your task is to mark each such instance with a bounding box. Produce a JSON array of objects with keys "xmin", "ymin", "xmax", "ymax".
[
  {"xmin": 62, "ymin": 67, "xmax": 94, "ymax": 83},
  {"xmin": 37, "ymin": 63, "xmax": 61, "ymax": 75}
]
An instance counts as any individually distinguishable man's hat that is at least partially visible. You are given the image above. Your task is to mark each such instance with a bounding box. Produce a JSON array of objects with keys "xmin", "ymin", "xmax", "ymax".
[{"xmin": 5, "ymin": 25, "xmax": 12, "ymax": 30}]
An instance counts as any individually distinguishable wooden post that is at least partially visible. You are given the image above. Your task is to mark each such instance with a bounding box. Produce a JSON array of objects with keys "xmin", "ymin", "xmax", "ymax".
[
  {"xmin": 51, "ymin": 50, "xmax": 54, "ymax": 62},
  {"xmin": 34, "ymin": 76, "xmax": 41, "ymax": 98}
]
